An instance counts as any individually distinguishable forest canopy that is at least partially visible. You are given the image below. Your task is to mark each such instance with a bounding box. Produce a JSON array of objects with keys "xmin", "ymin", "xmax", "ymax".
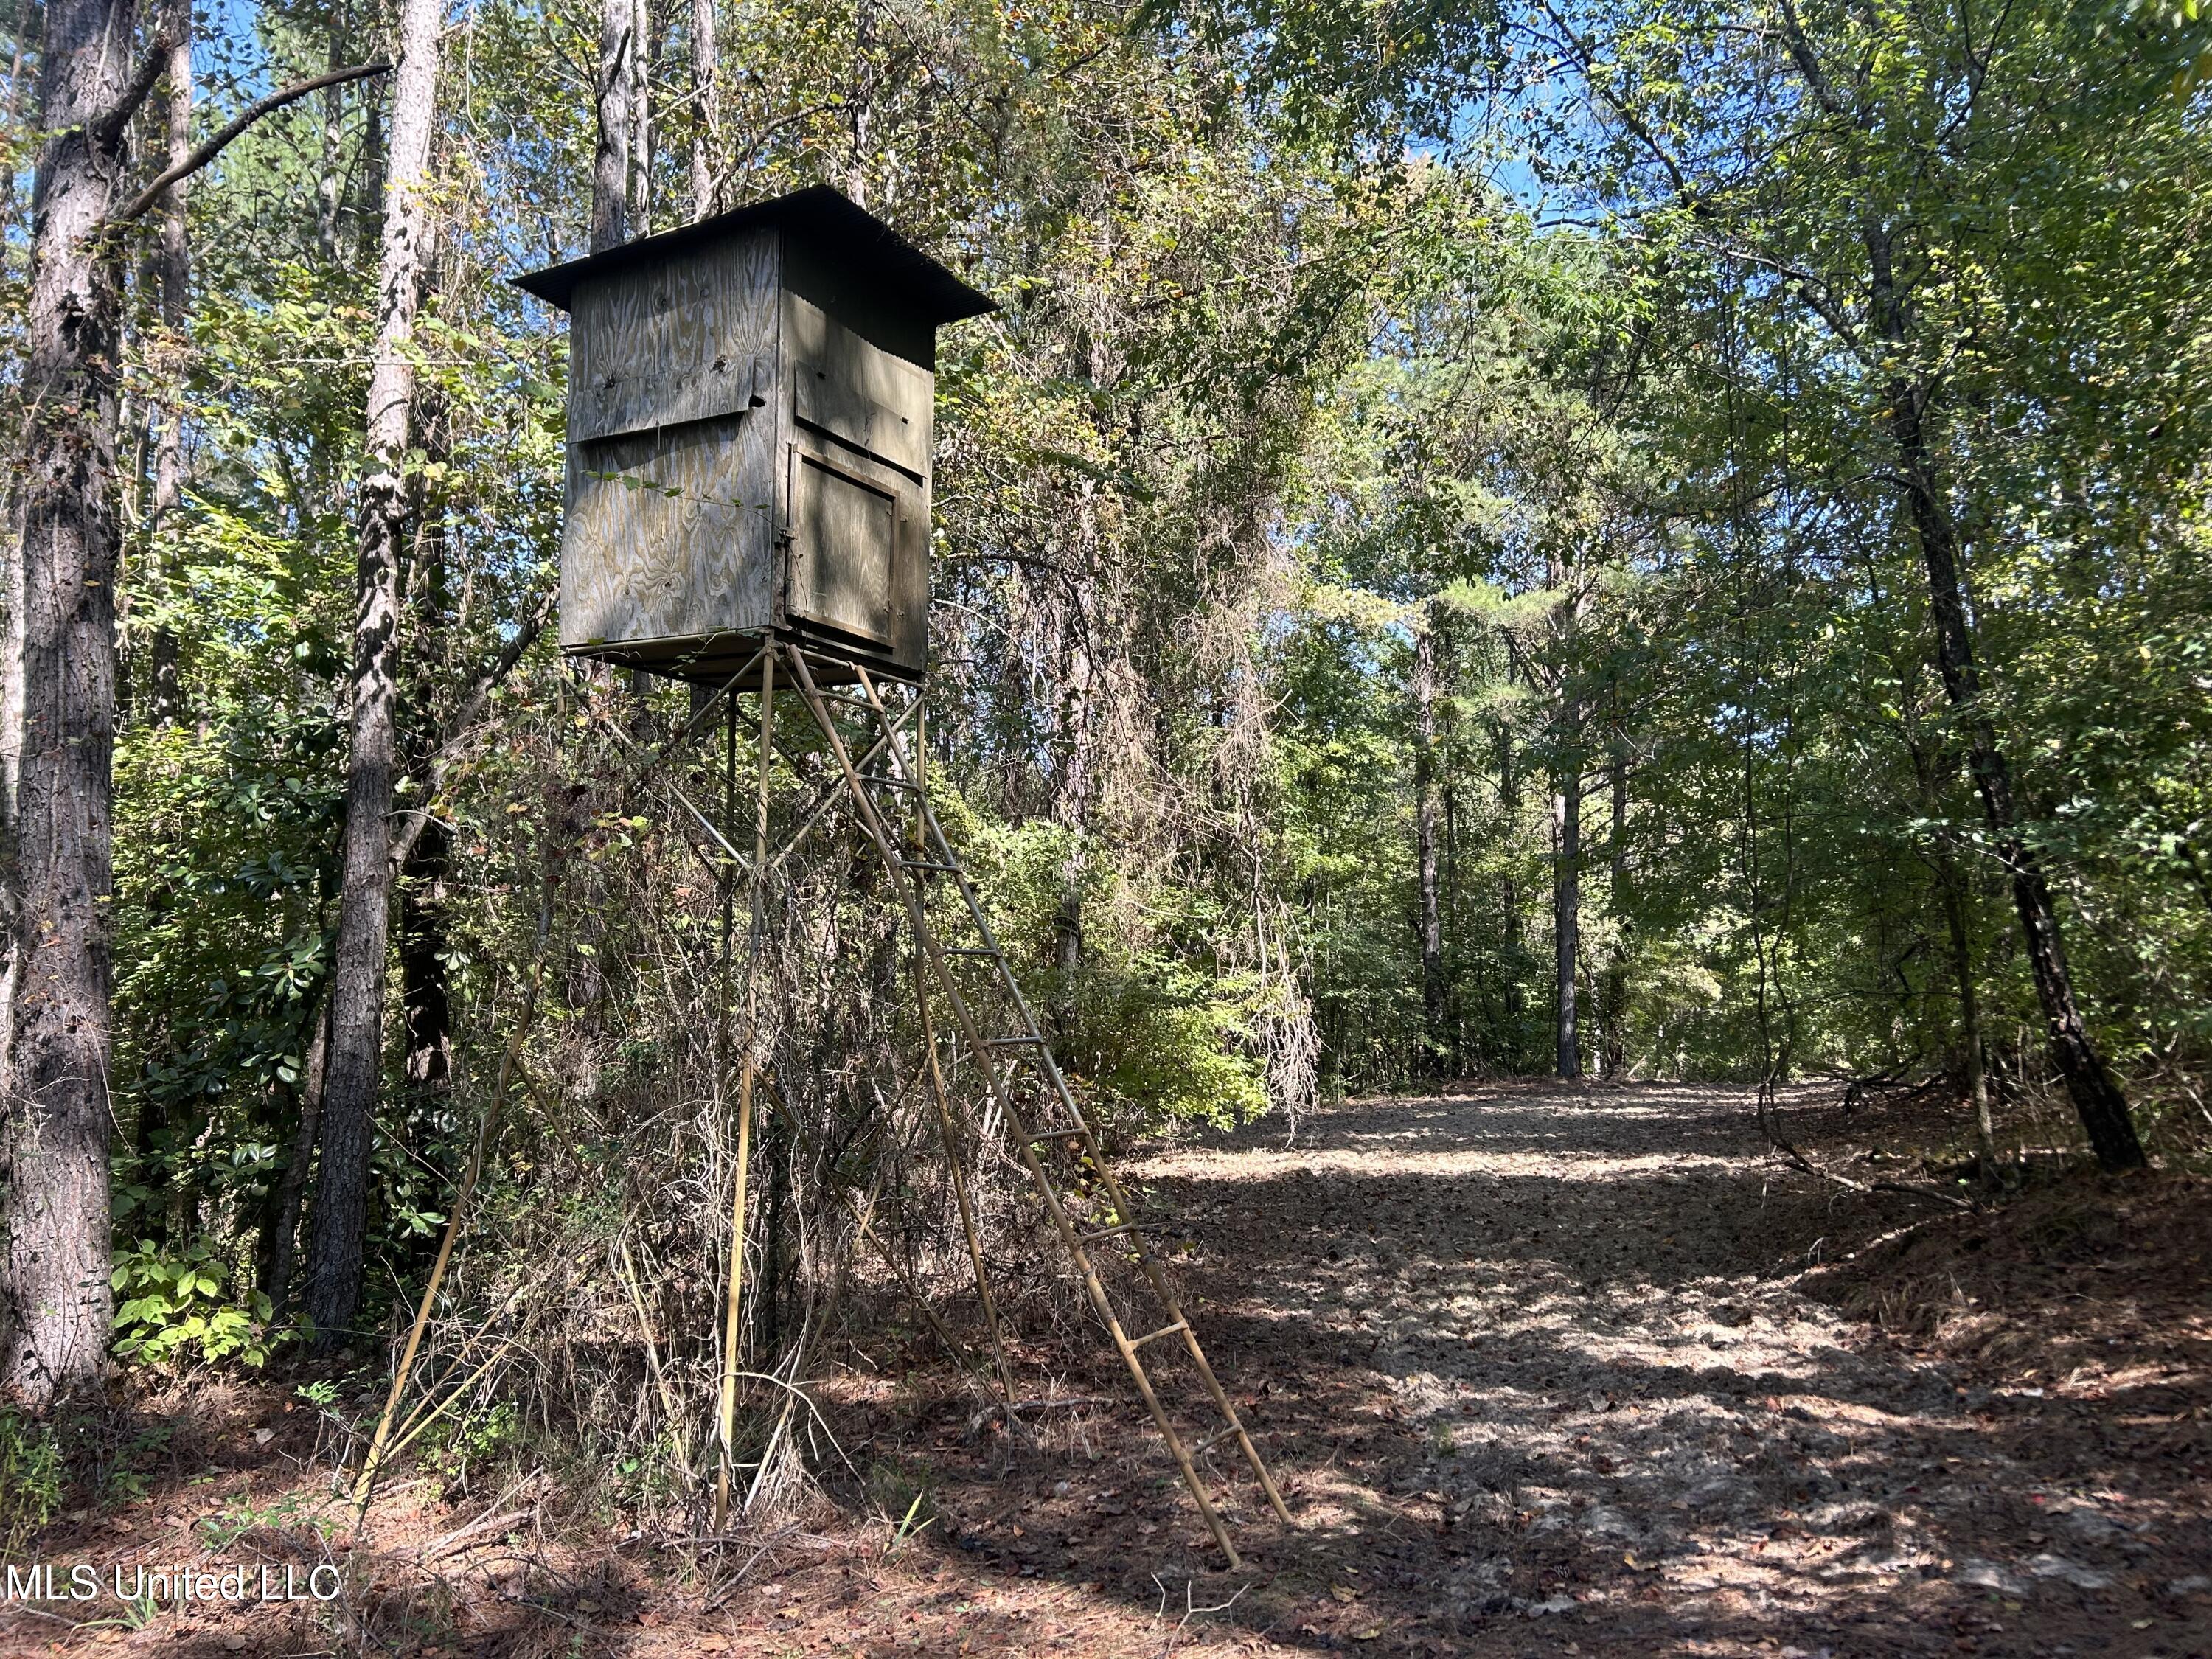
[{"xmin": 0, "ymin": 0, "xmax": 2208, "ymax": 1416}]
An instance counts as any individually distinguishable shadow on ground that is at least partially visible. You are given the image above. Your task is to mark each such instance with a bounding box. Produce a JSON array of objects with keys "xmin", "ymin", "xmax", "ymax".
[{"xmin": 5, "ymin": 1082, "xmax": 2205, "ymax": 1658}]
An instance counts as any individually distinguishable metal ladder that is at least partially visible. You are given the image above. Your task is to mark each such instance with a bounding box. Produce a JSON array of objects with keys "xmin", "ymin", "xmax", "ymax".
[{"xmin": 785, "ymin": 649, "xmax": 1292, "ymax": 1569}]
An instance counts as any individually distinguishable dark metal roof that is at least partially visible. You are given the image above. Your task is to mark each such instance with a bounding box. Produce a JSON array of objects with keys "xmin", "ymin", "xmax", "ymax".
[{"xmin": 511, "ymin": 184, "xmax": 996, "ymax": 322}]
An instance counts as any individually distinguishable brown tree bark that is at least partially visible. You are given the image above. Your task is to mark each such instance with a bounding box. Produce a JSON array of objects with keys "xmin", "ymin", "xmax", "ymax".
[
  {"xmin": 689, "ymin": 0, "xmax": 719, "ymax": 218},
  {"xmin": 299, "ymin": 0, "xmax": 445, "ymax": 1343},
  {"xmin": 142, "ymin": 23, "xmax": 189, "ymax": 728},
  {"xmin": 1, "ymin": 0, "xmax": 167, "ymax": 1408},
  {"xmin": 1600, "ymin": 742, "xmax": 1630, "ymax": 1081},
  {"xmin": 1412, "ymin": 619, "xmax": 1444, "ymax": 1072},
  {"xmin": 1868, "ymin": 224, "xmax": 2143, "ymax": 1172},
  {"xmin": 1552, "ymin": 754, "xmax": 1582, "ymax": 1081}
]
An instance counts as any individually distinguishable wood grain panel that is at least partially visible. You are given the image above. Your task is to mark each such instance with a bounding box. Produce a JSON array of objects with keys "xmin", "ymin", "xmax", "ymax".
[
  {"xmin": 570, "ymin": 231, "xmax": 779, "ymax": 442},
  {"xmin": 789, "ymin": 448, "xmax": 896, "ymax": 644},
  {"xmin": 560, "ymin": 413, "xmax": 773, "ymax": 648},
  {"xmin": 784, "ymin": 292, "xmax": 932, "ymax": 477}
]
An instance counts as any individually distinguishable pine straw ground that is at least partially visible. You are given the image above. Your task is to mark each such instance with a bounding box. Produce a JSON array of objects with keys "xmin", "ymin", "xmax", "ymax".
[{"xmin": 4, "ymin": 1081, "xmax": 2208, "ymax": 1659}]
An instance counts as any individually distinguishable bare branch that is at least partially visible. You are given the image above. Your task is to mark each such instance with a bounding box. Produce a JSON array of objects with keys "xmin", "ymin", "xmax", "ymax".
[
  {"xmin": 107, "ymin": 59, "xmax": 392, "ymax": 226},
  {"xmin": 88, "ymin": 22, "xmax": 185, "ymax": 144}
]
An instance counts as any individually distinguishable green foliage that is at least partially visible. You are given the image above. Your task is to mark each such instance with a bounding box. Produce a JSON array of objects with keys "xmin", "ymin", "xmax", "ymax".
[
  {"xmin": 110, "ymin": 1241, "xmax": 282, "ymax": 1369},
  {"xmin": 957, "ymin": 821, "xmax": 1272, "ymax": 1130},
  {"xmin": 195, "ymin": 1489, "xmax": 342, "ymax": 1549},
  {"xmin": 411, "ymin": 1399, "xmax": 522, "ymax": 1487},
  {"xmin": 0, "ymin": 1410, "xmax": 63, "ymax": 1554},
  {"xmin": 15, "ymin": 0, "xmax": 2199, "ymax": 1468}
]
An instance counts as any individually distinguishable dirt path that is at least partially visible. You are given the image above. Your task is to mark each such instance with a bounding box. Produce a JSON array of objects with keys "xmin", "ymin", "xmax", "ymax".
[
  {"xmin": 1112, "ymin": 1081, "xmax": 2211, "ymax": 1657},
  {"xmin": 5, "ymin": 1082, "xmax": 2205, "ymax": 1659}
]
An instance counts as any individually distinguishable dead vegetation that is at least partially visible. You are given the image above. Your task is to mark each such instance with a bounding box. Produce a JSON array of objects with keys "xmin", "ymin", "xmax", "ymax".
[{"xmin": 4, "ymin": 1081, "xmax": 2208, "ymax": 1659}]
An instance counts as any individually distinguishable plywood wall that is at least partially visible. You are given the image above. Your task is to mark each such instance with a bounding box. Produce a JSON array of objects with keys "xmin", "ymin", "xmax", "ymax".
[
  {"xmin": 560, "ymin": 231, "xmax": 781, "ymax": 652},
  {"xmin": 555, "ymin": 227, "xmax": 936, "ymax": 676}
]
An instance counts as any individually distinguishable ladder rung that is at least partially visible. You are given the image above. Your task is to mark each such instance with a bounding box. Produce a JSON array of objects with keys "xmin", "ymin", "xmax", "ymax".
[
  {"xmin": 1130, "ymin": 1320, "xmax": 1188, "ymax": 1350},
  {"xmin": 869, "ymin": 776, "xmax": 921, "ymax": 791},
  {"xmin": 895, "ymin": 859, "xmax": 961, "ymax": 874},
  {"xmin": 984, "ymin": 1034, "xmax": 1045, "ymax": 1047},
  {"xmin": 946, "ymin": 946, "xmax": 997, "ymax": 957},
  {"xmin": 1025, "ymin": 1121, "xmax": 1088, "ymax": 1142},
  {"xmin": 1192, "ymin": 1424, "xmax": 1247, "ymax": 1455}
]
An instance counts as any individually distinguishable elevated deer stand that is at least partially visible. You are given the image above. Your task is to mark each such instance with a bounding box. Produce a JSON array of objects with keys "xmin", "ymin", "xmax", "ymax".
[{"xmin": 364, "ymin": 188, "xmax": 1289, "ymax": 1568}]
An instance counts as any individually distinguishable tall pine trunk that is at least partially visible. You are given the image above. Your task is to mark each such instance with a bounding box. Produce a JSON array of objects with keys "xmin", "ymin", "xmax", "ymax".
[
  {"xmin": 143, "ymin": 24, "xmax": 189, "ymax": 728},
  {"xmin": 1412, "ymin": 620, "xmax": 1444, "ymax": 1073},
  {"xmin": 689, "ymin": 0, "xmax": 719, "ymax": 218},
  {"xmin": 1600, "ymin": 743, "xmax": 1629, "ymax": 1080},
  {"xmin": 1497, "ymin": 720, "xmax": 1523, "ymax": 1037},
  {"xmin": 1552, "ymin": 757, "xmax": 1582, "ymax": 1080},
  {"xmin": 1868, "ymin": 226, "xmax": 2143, "ymax": 1172},
  {"xmin": 1, "ymin": 0, "xmax": 156, "ymax": 1406},
  {"xmin": 299, "ymin": 0, "xmax": 445, "ymax": 1342}
]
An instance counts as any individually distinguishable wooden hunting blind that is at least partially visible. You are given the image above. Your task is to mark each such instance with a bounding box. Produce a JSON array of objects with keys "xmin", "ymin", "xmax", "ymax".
[
  {"xmin": 474, "ymin": 190, "xmax": 1290, "ymax": 1569},
  {"xmin": 515, "ymin": 187, "xmax": 995, "ymax": 684}
]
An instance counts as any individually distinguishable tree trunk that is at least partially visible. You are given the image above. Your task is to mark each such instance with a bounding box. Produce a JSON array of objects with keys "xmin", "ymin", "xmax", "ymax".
[
  {"xmin": 1047, "ymin": 546, "xmax": 1097, "ymax": 1040},
  {"xmin": 1909, "ymin": 737, "xmax": 1995, "ymax": 1175},
  {"xmin": 1498, "ymin": 720, "xmax": 1523, "ymax": 1034},
  {"xmin": 689, "ymin": 0, "xmax": 719, "ymax": 218},
  {"xmin": 355, "ymin": 91, "xmax": 382, "ymax": 232},
  {"xmin": 1601, "ymin": 742, "xmax": 1629, "ymax": 1081},
  {"xmin": 844, "ymin": 0, "xmax": 876, "ymax": 205},
  {"xmin": 1442, "ymin": 775, "xmax": 1461, "ymax": 1071},
  {"xmin": 1938, "ymin": 852, "xmax": 1995, "ymax": 1174},
  {"xmin": 397, "ymin": 403, "xmax": 453, "ymax": 1104},
  {"xmin": 398, "ymin": 814, "xmax": 452, "ymax": 1096},
  {"xmin": 627, "ymin": 0, "xmax": 653, "ymax": 232},
  {"xmin": 1868, "ymin": 223, "xmax": 2143, "ymax": 1172},
  {"xmin": 143, "ymin": 23, "xmax": 189, "ymax": 728},
  {"xmin": 315, "ymin": 11, "xmax": 346, "ymax": 261},
  {"xmin": 1552, "ymin": 758, "xmax": 1582, "ymax": 1081},
  {"xmin": 299, "ymin": 0, "xmax": 444, "ymax": 1343},
  {"xmin": 1, "ymin": 0, "xmax": 152, "ymax": 1408},
  {"xmin": 592, "ymin": 0, "xmax": 633, "ymax": 251},
  {"xmin": 1412, "ymin": 621, "xmax": 1444, "ymax": 1074},
  {"xmin": 259, "ymin": 995, "xmax": 330, "ymax": 1316}
]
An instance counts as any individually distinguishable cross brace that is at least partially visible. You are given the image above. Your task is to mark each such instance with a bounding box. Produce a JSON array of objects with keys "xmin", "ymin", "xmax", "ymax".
[
  {"xmin": 591, "ymin": 641, "xmax": 1293, "ymax": 1568},
  {"xmin": 775, "ymin": 645, "xmax": 1292, "ymax": 1570}
]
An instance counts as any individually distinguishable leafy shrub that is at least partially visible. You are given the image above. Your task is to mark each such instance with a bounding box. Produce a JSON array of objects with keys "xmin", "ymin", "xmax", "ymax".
[
  {"xmin": 1088, "ymin": 973, "xmax": 1269, "ymax": 1130},
  {"xmin": 111, "ymin": 1240, "xmax": 280, "ymax": 1368},
  {"xmin": 957, "ymin": 818, "xmax": 1272, "ymax": 1132},
  {"xmin": 0, "ymin": 1408, "xmax": 63, "ymax": 1554},
  {"xmin": 414, "ymin": 1397, "xmax": 521, "ymax": 1486}
]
